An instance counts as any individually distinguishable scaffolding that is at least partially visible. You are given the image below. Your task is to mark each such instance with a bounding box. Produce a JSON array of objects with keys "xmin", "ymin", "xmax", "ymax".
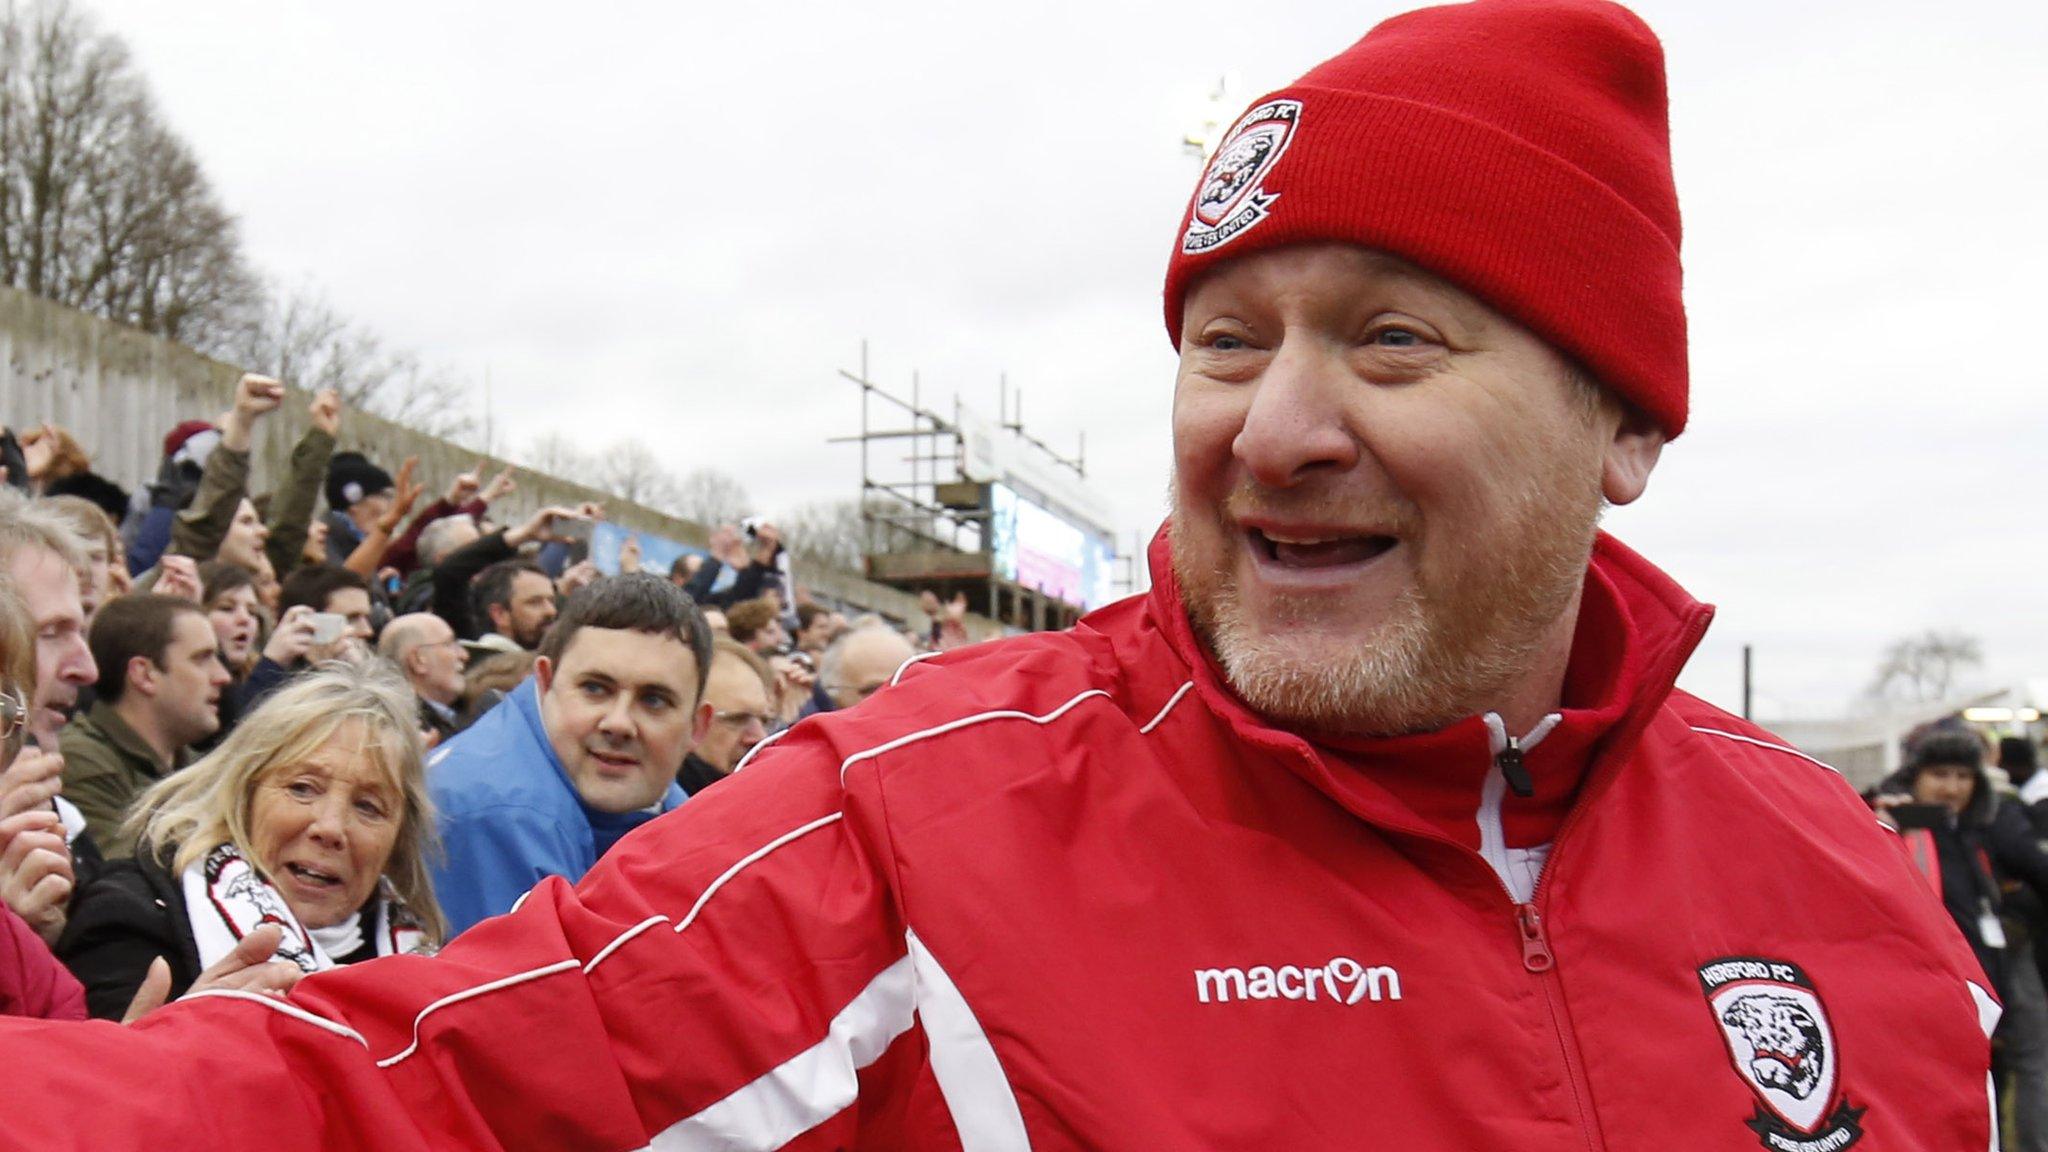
[{"xmin": 829, "ymin": 341, "xmax": 1113, "ymax": 633}]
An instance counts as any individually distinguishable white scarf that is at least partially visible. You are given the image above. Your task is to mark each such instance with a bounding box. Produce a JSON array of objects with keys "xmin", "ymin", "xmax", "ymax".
[{"xmin": 182, "ymin": 843, "xmax": 430, "ymax": 973}]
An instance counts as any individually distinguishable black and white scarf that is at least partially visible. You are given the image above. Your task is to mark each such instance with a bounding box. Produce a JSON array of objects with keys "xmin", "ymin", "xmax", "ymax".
[{"xmin": 182, "ymin": 843, "xmax": 431, "ymax": 973}]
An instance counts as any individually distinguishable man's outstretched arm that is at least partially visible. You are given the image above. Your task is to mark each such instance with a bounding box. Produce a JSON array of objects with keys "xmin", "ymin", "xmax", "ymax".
[{"xmin": 0, "ymin": 733, "xmax": 914, "ymax": 1151}]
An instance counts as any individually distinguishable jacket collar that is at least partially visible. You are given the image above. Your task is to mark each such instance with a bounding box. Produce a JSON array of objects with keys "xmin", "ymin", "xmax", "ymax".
[
  {"xmin": 83, "ymin": 699, "xmax": 182, "ymax": 776},
  {"xmin": 1142, "ymin": 525, "xmax": 1714, "ymax": 848}
]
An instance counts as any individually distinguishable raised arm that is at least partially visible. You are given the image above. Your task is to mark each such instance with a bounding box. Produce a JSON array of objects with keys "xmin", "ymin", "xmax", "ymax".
[
  {"xmin": 169, "ymin": 375, "xmax": 281, "ymax": 561},
  {"xmin": 263, "ymin": 389, "xmax": 340, "ymax": 579}
]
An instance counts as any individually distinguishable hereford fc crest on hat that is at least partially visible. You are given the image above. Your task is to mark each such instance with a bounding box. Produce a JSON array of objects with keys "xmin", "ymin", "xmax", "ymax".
[
  {"xmin": 1180, "ymin": 99, "xmax": 1300, "ymax": 255},
  {"xmin": 1699, "ymin": 957, "xmax": 1866, "ymax": 1151}
]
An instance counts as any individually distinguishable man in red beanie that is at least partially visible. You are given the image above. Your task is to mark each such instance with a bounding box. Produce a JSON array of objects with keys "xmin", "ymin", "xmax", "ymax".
[{"xmin": 0, "ymin": 2, "xmax": 1997, "ymax": 1148}]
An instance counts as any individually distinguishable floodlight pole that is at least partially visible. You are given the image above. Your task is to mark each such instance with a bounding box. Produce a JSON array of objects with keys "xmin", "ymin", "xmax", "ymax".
[{"xmin": 1741, "ymin": 645, "xmax": 1753, "ymax": 721}]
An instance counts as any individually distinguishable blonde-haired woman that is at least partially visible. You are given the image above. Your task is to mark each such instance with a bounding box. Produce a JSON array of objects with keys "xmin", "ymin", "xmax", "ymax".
[{"xmin": 57, "ymin": 660, "xmax": 443, "ymax": 1019}]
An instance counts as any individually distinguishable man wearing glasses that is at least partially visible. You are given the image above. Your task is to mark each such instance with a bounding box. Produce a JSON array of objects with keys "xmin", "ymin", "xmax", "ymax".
[
  {"xmin": 677, "ymin": 638, "xmax": 776, "ymax": 796},
  {"xmin": 377, "ymin": 612, "xmax": 471, "ymax": 743}
]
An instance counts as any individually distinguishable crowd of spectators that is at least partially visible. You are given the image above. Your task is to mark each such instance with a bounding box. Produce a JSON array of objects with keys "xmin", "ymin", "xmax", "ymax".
[{"xmin": 0, "ymin": 375, "xmax": 970, "ymax": 1021}]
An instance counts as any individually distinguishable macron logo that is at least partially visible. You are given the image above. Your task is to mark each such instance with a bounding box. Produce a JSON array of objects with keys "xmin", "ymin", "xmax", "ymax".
[{"xmin": 1194, "ymin": 957, "xmax": 1402, "ymax": 1006}]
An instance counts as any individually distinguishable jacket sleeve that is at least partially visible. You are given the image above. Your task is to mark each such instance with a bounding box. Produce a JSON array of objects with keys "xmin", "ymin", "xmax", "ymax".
[
  {"xmin": 380, "ymin": 497, "xmax": 458, "ymax": 576},
  {"xmin": 169, "ymin": 445, "xmax": 251, "ymax": 561},
  {"xmin": 709, "ymin": 561, "xmax": 777, "ymax": 609},
  {"xmin": 56, "ymin": 733, "xmax": 139, "ymax": 859},
  {"xmin": 54, "ymin": 866, "xmax": 189, "ymax": 1021},
  {"xmin": 433, "ymin": 530, "xmax": 516, "ymax": 639},
  {"xmin": 1989, "ymin": 798, "xmax": 2048, "ymax": 898},
  {"xmin": 264, "ymin": 426, "xmax": 337, "ymax": 579},
  {"xmin": 0, "ymin": 727, "xmax": 914, "ymax": 1150},
  {"xmin": 1, "ymin": 904, "xmax": 87, "ymax": 1021},
  {"xmin": 427, "ymin": 802, "xmax": 586, "ymax": 938},
  {"xmin": 126, "ymin": 504, "xmax": 175, "ymax": 577},
  {"xmin": 682, "ymin": 556, "xmax": 722, "ymax": 602}
]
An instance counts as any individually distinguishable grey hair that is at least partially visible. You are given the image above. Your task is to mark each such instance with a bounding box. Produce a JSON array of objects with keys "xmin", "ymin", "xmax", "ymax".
[
  {"xmin": 415, "ymin": 513, "xmax": 477, "ymax": 569},
  {"xmin": 0, "ymin": 488, "xmax": 89, "ymax": 576}
]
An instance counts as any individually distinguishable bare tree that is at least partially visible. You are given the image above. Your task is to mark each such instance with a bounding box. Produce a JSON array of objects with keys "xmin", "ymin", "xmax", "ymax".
[
  {"xmin": 231, "ymin": 284, "xmax": 473, "ymax": 439},
  {"xmin": 0, "ymin": 1, "xmax": 258, "ymax": 349},
  {"xmin": 1865, "ymin": 629, "xmax": 1984, "ymax": 706},
  {"xmin": 780, "ymin": 498, "xmax": 867, "ymax": 572},
  {"xmin": 521, "ymin": 431, "xmax": 592, "ymax": 480},
  {"xmin": 593, "ymin": 438, "xmax": 681, "ymax": 510},
  {"xmin": 672, "ymin": 467, "xmax": 751, "ymax": 526}
]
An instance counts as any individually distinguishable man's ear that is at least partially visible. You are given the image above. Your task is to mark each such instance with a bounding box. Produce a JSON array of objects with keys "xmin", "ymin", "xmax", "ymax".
[
  {"xmin": 1601, "ymin": 405, "xmax": 1666, "ymax": 507},
  {"xmin": 533, "ymin": 655, "xmax": 555, "ymax": 694},
  {"xmin": 689, "ymin": 700, "xmax": 713, "ymax": 749},
  {"xmin": 127, "ymin": 655, "xmax": 160, "ymax": 699},
  {"xmin": 488, "ymin": 602, "xmax": 511, "ymax": 633}
]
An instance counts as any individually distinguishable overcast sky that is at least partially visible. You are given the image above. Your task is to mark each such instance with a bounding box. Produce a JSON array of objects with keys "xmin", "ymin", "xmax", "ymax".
[{"xmin": 78, "ymin": 0, "xmax": 2048, "ymax": 720}]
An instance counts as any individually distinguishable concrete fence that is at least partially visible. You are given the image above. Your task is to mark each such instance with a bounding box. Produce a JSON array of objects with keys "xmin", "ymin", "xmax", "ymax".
[{"xmin": 0, "ymin": 286, "xmax": 968, "ymax": 633}]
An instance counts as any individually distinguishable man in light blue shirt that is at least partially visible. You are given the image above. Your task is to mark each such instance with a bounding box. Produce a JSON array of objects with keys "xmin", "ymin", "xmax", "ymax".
[{"xmin": 428, "ymin": 574, "xmax": 712, "ymax": 934}]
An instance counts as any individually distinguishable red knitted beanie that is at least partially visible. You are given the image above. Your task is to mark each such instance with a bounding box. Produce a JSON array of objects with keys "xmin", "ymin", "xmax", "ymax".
[{"xmin": 1162, "ymin": 0, "xmax": 1688, "ymax": 436}]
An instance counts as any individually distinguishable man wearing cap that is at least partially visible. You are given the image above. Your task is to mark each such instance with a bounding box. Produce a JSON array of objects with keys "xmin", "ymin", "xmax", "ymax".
[
  {"xmin": 321, "ymin": 450, "xmax": 396, "ymax": 566},
  {"xmin": 0, "ymin": 2, "xmax": 1997, "ymax": 1148}
]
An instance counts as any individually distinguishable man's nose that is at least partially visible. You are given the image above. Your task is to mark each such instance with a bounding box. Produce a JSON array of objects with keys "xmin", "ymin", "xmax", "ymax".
[
  {"xmin": 598, "ymin": 695, "xmax": 635, "ymax": 735},
  {"xmin": 65, "ymin": 637, "xmax": 97, "ymax": 685},
  {"xmin": 1231, "ymin": 339, "xmax": 1360, "ymax": 488}
]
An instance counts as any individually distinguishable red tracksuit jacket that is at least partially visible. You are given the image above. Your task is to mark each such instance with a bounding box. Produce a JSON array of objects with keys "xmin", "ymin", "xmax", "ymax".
[{"xmin": 0, "ymin": 532, "xmax": 1994, "ymax": 1150}]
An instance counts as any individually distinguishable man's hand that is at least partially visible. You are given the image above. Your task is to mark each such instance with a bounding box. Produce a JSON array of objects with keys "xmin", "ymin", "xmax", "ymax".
[
  {"xmin": 506, "ymin": 503, "xmax": 604, "ymax": 549},
  {"xmin": 0, "ymin": 748, "xmax": 65, "ymax": 821},
  {"xmin": 769, "ymin": 654, "xmax": 816, "ymax": 724},
  {"xmin": 304, "ymin": 519, "xmax": 330, "ymax": 561},
  {"xmin": 748, "ymin": 522, "xmax": 782, "ymax": 566},
  {"xmin": 945, "ymin": 592, "xmax": 969, "ymax": 623},
  {"xmin": 220, "ymin": 374, "xmax": 285, "ymax": 451},
  {"xmin": 618, "ymin": 535, "xmax": 642, "ymax": 575},
  {"xmin": 375, "ymin": 457, "xmax": 424, "ymax": 534},
  {"xmin": 19, "ymin": 424, "xmax": 58, "ymax": 481},
  {"xmin": 445, "ymin": 461, "xmax": 485, "ymax": 507},
  {"xmin": 154, "ymin": 555, "xmax": 203, "ymax": 603},
  {"xmin": 1872, "ymin": 792, "xmax": 1907, "ymax": 832},
  {"xmin": 479, "ymin": 465, "xmax": 517, "ymax": 505},
  {"xmin": 123, "ymin": 924, "xmax": 303, "ymax": 1024},
  {"xmin": 0, "ymin": 809, "xmax": 74, "ymax": 945},
  {"xmin": 263, "ymin": 605, "xmax": 320, "ymax": 667},
  {"xmin": 308, "ymin": 388, "xmax": 341, "ymax": 436},
  {"xmin": 557, "ymin": 560, "xmax": 600, "ymax": 598}
]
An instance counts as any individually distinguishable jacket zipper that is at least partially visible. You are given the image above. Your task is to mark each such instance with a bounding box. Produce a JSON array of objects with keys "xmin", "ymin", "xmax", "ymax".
[
  {"xmin": 1514, "ymin": 899, "xmax": 1602, "ymax": 1151},
  {"xmin": 1483, "ymin": 605, "xmax": 1714, "ymax": 1152},
  {"xmin": 1481, "ymin": 719, "xmax": 1605, "ymax": 1152}
]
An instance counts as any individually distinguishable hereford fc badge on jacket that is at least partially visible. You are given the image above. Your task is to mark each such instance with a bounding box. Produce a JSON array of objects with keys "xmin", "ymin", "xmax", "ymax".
[
  {"xmin": 1180, "ymin": 99, "xmax": 1300, "ymax": 255},
  {"xmin": 1699, "ymin": 957, "xmax": 1866, "ymax": 1151}
]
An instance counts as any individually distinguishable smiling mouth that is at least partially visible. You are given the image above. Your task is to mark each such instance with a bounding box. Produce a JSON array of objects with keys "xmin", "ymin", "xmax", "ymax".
[
  {"xmin": 1247, "ymin": 527, "xmax": 1400, "ymax": 569},
  {"xmin": 283, "ymin": 862, "xmax": 343, "ymax": 890}
]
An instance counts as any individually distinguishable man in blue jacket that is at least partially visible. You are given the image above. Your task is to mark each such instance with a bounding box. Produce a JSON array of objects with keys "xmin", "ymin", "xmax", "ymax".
[{"xmin": 427, "ymin": 574, "xmax": 713, "ymax": 934}]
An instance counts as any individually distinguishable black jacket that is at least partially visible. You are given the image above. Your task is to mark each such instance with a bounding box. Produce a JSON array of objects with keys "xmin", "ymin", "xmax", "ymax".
[
  {"xmin": 681, "ymin": 556, "xmax": 780, "ymax": 610},
  {"xmin": 1879, "ymin": 765, "xmax": 2048, "ymax": 992},
  {"xmin": 433, "ymin": 530, "xmax": 517, "ymax": 639},
  {"xmin": 55, "ymin": 849, "xmax": 198, "ymax": 1021},
  {"xmin": 676, "ymin": 753, "xmax": 726, "ymax": 798}
]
